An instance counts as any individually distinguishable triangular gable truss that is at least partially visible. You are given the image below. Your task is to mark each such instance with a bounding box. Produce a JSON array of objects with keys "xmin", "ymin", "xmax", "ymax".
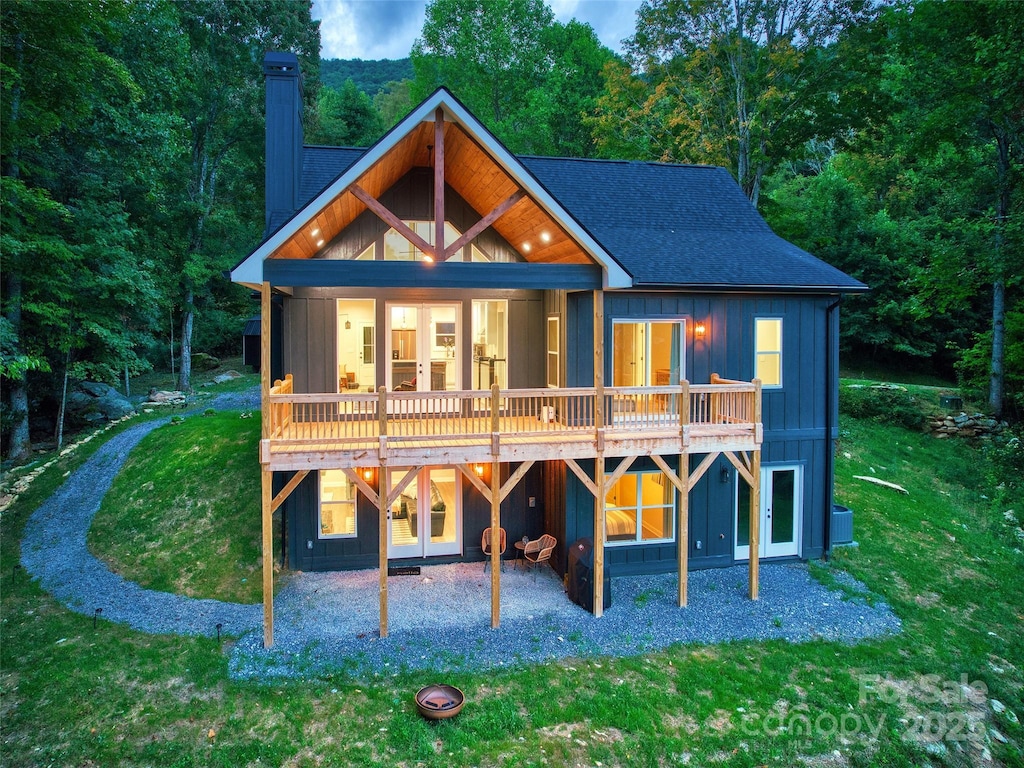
[{"xmin": 231, "ymin": 89, "xmax": 632, "ymax": 288}]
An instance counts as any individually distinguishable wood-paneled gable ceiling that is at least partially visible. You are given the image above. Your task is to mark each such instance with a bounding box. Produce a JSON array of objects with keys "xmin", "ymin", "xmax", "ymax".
[{"xmin": 272, "ymin": 119, "xmax": 593, "ymax": 265}]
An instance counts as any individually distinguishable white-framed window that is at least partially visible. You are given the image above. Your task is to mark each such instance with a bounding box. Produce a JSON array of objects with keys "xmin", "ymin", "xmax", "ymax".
[
  {"xmin": 319, "ymin": 470, "xmax": 357, "ymax": 538},
  {"xmin": 605, "ymin": 471, "xmax": 676, "ymax": 545},
  {"xmin": 472, "ymin": 300, "xmax": 508, "ymax": 389},
  {"xmin": 612, "ymin": 320, "xmax": 685, "ymax": 386},
  {"xmin": 546, "ymin": 316, "xmax": 560, "ymax": 388},
  {"xmin": 755, "ymin": 317, "xmax": 783, "ymax": 387},
  {"xmin": 382, "ymin": 220, "xmax": 460, "ymax": 261}
]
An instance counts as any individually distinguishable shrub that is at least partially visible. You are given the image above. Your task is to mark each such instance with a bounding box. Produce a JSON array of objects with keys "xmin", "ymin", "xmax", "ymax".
[{"xmin": 838, "ymin": 385, "xmax": 928, "ymax": 429}]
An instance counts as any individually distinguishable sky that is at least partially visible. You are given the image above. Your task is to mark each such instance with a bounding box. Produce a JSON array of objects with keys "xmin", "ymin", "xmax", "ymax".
[{"xmin": 312, "ymin": 0, "xmax": 643, "ymax": 61}]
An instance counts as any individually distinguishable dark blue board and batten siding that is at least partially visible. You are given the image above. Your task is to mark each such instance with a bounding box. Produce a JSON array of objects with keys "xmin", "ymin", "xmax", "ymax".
[
  {"xmin": 279, "ymin": 282, "xmax": 549, "ymax": 571},
  {"xmin": 287, "ymin": 463, "xmax": 546, "ymax": 571},
  {"xmin": 561, "ymin": 291, "xmax": 838, "ymax": 574},
  {"xmin": 280, "ymin": 288, "xmax": 545, "ymax": 395}
]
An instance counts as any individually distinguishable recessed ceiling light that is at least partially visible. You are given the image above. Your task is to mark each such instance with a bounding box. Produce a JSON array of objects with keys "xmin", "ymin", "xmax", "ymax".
[
  {"xmin": 316, "ymin": 239, "xmax": 325, "ymax": 247},
  {"xmin": 311, "ymin": 227, "xmax": 320, "ymax": 237},
  {"xmin": 522, "ymin": 242, "xmax": 531, "ymax": 252},
  {"xmin": 540, "ymin": 231, "xmax": 551, "ymax": 243}
]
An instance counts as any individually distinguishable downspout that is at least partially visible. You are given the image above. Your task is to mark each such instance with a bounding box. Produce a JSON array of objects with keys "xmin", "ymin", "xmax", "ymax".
[{"xmin": 823, "ymin": 296, "xmax": 842, "ymax": 561}]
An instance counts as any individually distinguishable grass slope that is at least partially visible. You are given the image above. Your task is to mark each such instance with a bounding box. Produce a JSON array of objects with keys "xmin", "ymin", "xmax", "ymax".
[
  {"xmin": 88, "ymin": 411, "xmax": 262, "ymax": 605},
  {"xmin": 2, "ymin": 406, "xmax": 1022, "ymax": 766}
]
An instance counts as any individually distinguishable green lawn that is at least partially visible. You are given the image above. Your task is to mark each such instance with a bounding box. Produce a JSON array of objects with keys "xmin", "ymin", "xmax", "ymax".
[
  {"xmin": 88, "ymin": 411, "xmax": 263, "ymax": 605},
  {"xmin": 1, "ymin": 398, "xmax": 1022, "ymax": 766}
]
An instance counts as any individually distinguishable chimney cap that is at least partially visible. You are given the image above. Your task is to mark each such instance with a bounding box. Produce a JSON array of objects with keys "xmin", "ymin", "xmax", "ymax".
[{"xmin": 264, "ymin": 51, "xmax": 300, "ymax": 76}]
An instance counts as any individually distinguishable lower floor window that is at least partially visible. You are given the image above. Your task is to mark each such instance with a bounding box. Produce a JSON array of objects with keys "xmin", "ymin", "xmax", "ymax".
[
  {"xmin": 319, "ymin": 469, "xmax": 357, "ymax": 538},
  {"xmin": 606, "ymin": 471, "xmax": 675, "ymax": 544}
]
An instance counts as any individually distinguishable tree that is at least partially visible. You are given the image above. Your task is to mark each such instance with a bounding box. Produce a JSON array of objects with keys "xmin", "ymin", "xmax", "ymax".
[
  {"xmin": 882, "ymin": 0, "xmax": 1024, "ymax": 417},
  {"xmin": 310, "ymin": 79, "xmax": 385, "ymax": 146},
  {"xmin": 411, "ymin": 0, "xmax": 612, "ymax": 156},
  {"xmin": 595, "ymin": 0, "xmax": 875, "ymax": 207},
  {"xmin": 167, "ymin": 0, "xmax": 320, "ymax": 392},
  {"xmin": 1, "ymin": 0, "xmax": 135, "ymax": 459}
]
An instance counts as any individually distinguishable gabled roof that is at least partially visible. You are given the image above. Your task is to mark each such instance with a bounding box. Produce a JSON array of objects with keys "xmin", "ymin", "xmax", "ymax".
[
  {"xmin": 235, "ymin": 88, "xmax": 865, "ymax": 293},
  {"xmin": 232, "ymin": 88, "xmax": 632, "ymax": 288}
]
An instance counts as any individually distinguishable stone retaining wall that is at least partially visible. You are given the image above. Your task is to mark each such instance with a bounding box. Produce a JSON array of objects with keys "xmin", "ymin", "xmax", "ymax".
[{"xmin": 929, "ymin": 412, "xmax": 1008, "ymax": 439}]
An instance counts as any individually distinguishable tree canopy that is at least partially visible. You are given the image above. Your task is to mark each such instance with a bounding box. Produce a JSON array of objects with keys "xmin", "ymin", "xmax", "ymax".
[{"xmin": 2, "ymin": 0, "xmax": 1022, "ymax": 460}]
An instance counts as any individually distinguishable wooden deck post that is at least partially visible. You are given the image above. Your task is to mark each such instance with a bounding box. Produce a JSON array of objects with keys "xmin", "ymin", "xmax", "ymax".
[
  {"xmin": 490, "ymin": 383, "xmax": 501, "ymax": 628},
  {"xmin": 378, "ymin": 386, "xmax": 389, "ymax": 637},
  {"xmin": 679, "ymin": 380, "xmax": 690, "ymax": 606},
  {"xmin": 261, "ymin": 467, "xmax": 274, "ymax": 647},
  {"xmin": 749, "ymin": 378, "xmax": 763, "ymax": 600},
  {"xmin": 490, "ymin": 461, "xmax": 500, "ymax": 628},
  {"xmin": 593, "ymin": 289, "xmax": 606, "ymax": 618},
  {"xmin": 678, "ymin": 455, "xmax": 690, "ymax": 607},
  {"xmin": 261, "ymin": 282, "xmax": 271, "ymax": 437},
  {"xmin": 260, "ymin": 281, "xmax": 274, "ymax": 648}
]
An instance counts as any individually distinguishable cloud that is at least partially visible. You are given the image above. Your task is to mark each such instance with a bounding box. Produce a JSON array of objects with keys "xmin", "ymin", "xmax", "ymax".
[
  {"xmin": 314, "ymin": 0, "xmax": 426, "ymax": 60},
  {"xmin": 549, "ymin": 0, "xmax": 641, "ymax": 53},
  {"xmin": 313, "ymin": 0, "xmax": 640, "ymax": 61}
]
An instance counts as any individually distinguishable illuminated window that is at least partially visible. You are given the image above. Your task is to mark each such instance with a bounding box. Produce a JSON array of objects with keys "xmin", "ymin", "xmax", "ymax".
[
  {"xmin": 547, "ymin": 316, "xmax": 559, "ymax": 388},
  {"xmin": 755, "ymin": 318, "xmax": 783, "ymax": 387},
  {"xmin": 472, "ymin": 300, "xmax": 508, "ymax": 389},
  {"xmin": 612, "ymin": 321, "xmax": 684, "ymax": 387},
  {"xmin": 382, "ymin": 221, "xmax": 460, "ymax": 261},
  {"xmin": 319, "ymin": 470, "xmax": 357, "ymax": 538},
  {"xmin": 605, "ymin": 472, "xmax": 675, "ymax": 545}
]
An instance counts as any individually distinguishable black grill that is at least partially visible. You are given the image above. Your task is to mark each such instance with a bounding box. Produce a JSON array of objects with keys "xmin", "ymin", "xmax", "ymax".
[{"xmin": 566, "ymin": 537, "xmax": 611, "ymax": 614}]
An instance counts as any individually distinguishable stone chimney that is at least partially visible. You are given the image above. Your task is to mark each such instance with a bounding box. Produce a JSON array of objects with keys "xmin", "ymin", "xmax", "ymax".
[{"xmin": 263, "ymin": 51, "xmax": 303, "ymax": 234}]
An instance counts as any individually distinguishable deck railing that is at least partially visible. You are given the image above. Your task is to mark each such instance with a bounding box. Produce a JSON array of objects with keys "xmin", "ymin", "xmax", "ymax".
[{"xmin": 265, "ymin": 374, "xmax": 761, "ymax": 451}]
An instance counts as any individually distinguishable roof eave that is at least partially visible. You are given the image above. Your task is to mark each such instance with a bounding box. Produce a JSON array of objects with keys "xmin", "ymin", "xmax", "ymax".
[{"xmin": 626, "ymin": 281, "xmax": 870, "ymax": 294}]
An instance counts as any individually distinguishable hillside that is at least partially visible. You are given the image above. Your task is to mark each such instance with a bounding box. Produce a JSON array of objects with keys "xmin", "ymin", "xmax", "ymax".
[{"xmin": 320, "ymin": 57, "xmax": 413, "ymax": 94}]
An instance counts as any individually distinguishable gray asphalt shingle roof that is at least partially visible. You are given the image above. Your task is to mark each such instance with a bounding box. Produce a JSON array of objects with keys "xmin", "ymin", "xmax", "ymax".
[{"xmin": 297, "ymin": 145, "xmax": 865, "ymax": 292}]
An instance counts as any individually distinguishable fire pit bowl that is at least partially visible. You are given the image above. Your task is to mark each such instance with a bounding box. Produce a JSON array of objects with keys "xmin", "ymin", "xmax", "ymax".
[{"xmin": 415, "ymin": 684, "xmax": 465, "ymax": 720}]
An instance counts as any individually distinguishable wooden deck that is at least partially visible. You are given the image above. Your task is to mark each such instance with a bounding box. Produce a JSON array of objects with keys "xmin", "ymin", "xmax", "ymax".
[{"xmin": 261, "ymin": 377, "xmax": 762, "ymax": 471}]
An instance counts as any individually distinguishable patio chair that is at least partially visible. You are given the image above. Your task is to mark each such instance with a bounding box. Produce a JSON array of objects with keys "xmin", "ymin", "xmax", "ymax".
[
  {"xmin": 522, "ymin": 534, "xmax": 556, "ymax": 579},
  {"xmin": 482, "ymin": 527, "xmax": 506, "ymax": 572}
]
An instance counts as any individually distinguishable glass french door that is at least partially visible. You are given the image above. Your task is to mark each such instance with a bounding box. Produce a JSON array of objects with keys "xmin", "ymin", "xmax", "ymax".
[
  {"xmin": 735, "ymin": 464, "xmax": 802, "ymax": 560},
  {"xmin": 611, "ymin": 320, "xmax": 684, "ymax": 387},
  {"xmin": 387, "ymin": 467, "xmax": 461, "ymax": 559},
  {"xmin": 386, "ymin": 303, "xmax": 461, "ymax": 394}
]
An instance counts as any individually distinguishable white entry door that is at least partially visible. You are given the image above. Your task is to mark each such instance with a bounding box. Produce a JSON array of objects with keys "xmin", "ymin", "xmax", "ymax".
[
  {"xmin": 387, "ymin": 467, "xmax": 462, "ymax": 559},
  {"xmin": 386, "ymin": 303, "xmax": 461, "ymax": 394},
  {"xmin": 735, "ymin": 465, "xmax": 802, "ymax": 560}
]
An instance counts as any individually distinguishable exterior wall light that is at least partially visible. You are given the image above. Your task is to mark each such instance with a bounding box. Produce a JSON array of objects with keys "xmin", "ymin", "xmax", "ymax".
[
  {"xmin": 694, "ymin": 322, "xmax": 707, "ymax": 337},
  {"xmin": 362, "ymin": 467, "xmax": 374, "ymax": 482},
  {"xmin": 474, "ymin": 463, "xmax": 485, "ymax": 477}
]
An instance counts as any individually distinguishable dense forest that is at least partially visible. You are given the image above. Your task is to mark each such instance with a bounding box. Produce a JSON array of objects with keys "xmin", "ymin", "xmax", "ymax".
[
  {"xmin": 2, "ymin": 0, "xmax": 1022, "ymax": 462},
  {"xmin": 320, "ymin": 57, "xmax": 412, "ymax": 94}
]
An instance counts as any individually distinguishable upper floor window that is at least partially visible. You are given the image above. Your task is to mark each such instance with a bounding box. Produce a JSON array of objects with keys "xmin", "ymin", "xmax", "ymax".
[
  {"xmin": 547, "ymin": 316, "xmax": 560, "ymax": 388},
  {"xmin": 755, "ymin": 318, "xmax": 782, "ymax": 387},
  {"xmin": 383, "ymin": 221, "xmax": 461, "ymax": 261}
]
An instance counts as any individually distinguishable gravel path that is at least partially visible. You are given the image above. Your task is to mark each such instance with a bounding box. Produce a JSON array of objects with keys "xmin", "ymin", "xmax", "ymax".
[
  {"xmin": 19, "ymin": 384, "xmax": 901, "ymax": 677},
  {"xmin": 20, "ymin": 392, "xmax": 262, "ymax": 638}
]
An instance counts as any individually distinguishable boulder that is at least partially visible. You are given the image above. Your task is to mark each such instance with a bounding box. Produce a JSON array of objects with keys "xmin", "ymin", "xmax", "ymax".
[
  {"xmin": 80, "ymin": 381, "xmax": 118, "ymax": 398},
  {"xmin": 192, "ymin": 352, "xmax": 220, "ymax": 372},
  {"xmin": 212, "ymin": 370, "xmax": 242, "ymax": 384},
  {"xmin": 66, "ymin": 381, "xmax": 134, "ymax": 424},
  {"xmin": 147, "ymin": 389, "xmax": 187, "ymax": 404}
]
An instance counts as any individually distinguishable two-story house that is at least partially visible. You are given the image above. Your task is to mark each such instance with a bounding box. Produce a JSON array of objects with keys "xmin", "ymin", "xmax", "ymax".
[{"xmin": 231, "ymin": 53, "xmax": 866, "ymax": 648}]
